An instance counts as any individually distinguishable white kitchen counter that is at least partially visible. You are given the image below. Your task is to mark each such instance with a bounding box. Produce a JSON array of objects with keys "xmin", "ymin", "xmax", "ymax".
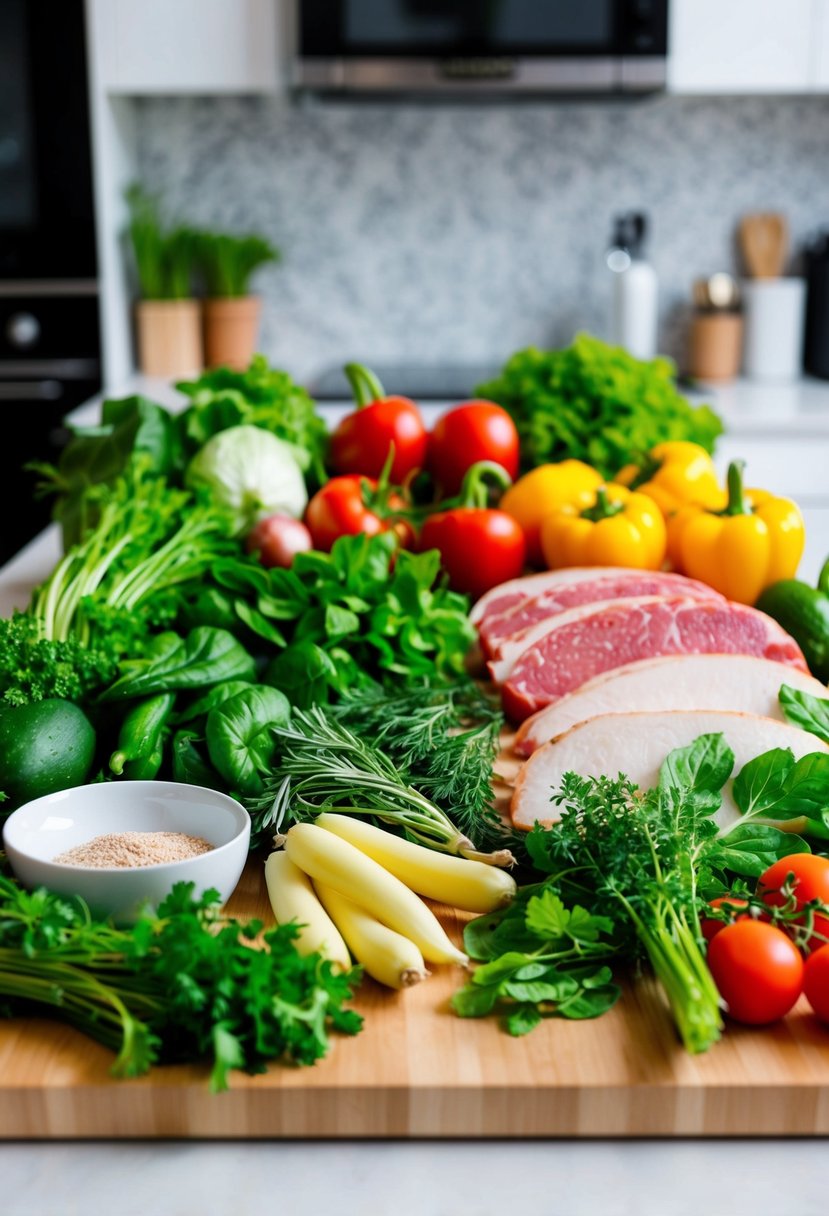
[{"xmin": 2, "ymin": 374, "xmax": 829, "ymax": 1211}]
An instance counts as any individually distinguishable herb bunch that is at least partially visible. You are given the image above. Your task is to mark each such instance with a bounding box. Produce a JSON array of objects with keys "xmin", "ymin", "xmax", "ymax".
[
  {"xmin": 259, "ymin": 706, "xmax": 514, "ymax": 865},
  {"xmin": 329, "ymin": 682, "xmax": 506, "ymax": 851},
  {"xmin": 0, "ymin": 873, "xmax": 362, "ymax": 1091}
]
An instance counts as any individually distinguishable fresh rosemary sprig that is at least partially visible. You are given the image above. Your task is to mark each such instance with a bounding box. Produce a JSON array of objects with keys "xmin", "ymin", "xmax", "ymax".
[
  {"xmin": 258, "ymin": 705, "xmax": 515, "ymax": 867},
  {"xmin": 328, "ymin": 682, "xmax": 506, "ymax": 850}
]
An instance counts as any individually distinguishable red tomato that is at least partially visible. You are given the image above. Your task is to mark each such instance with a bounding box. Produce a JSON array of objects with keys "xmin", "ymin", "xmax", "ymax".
[
  {"xmin": 707, "ymin": 920, "xmax": 804, "ymax": 1025},
  {"xmin": 428, "ymin": 401, "xmax": 520, "ymax": 497},
  {"xmin": 419, "ymin": 508, "xmax": 526, "ymax": 600},
  {"xmin": 246, "ymin": 515, "xmax": 313, "ymax": 569},
  {"xmin": 700, "ymin": 896, "xmax": 750, "ymax": 944},
  {"xmin": 304, "ymin": 477, "xmax": 411, "ymax": 553},
  {"xmin": 758, "ymin": 854, "xmax": 829, "ymax": 951},
  {"xmin": 330, "ymin": 364, "xmax": 428, "ymax": 483},
  {"xmin": 804, "ymin": 946, "xmax": 829, "ymax": 1022}
]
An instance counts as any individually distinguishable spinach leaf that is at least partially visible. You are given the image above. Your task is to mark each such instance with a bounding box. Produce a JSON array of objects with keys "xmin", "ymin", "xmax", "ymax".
[
  {"xmin": 732, "ymin": 748, "xmax": 795, "ymax": 819},
  {"xmin": 206, "ymin": 686, "xmax": 291, "ymax": 797},
  {"xmin": 658, "ymin": 732, "xmax": 734, "ymax": 795},
  {"xmin": 102, "ymin": 628, "xmax": 255, "ymax": 700},
  {"xmin": 779, "ymin": 684, "xmax": 829, "ymax": 744}
]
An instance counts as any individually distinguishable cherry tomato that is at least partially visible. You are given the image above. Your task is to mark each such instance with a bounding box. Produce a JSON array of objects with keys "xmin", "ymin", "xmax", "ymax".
[
  {"xmin": 420, "ymin": 509, "xmax": 526, "ymax": 600},
  {"xmin": 428, "ymin": 401, "xmax": 520, "ymax": 497},
  {"xmin": 700, "ymin": 896, "xmax": 750, "ymax": 944},
  {"xmin": 707, "ymin": 920, "xmax": 804, "ymax": 1025},
  {"xmin": 758, "ymin": 853, "xmax": 829, "ymax": 951},
  {"xmin": 329, "ymin": 364, "xmax": 428, "ymax": 483},
  {"xmin": 246, "ymin": 515, "xmax": 313, "ymax": 569},
  {"xmin": 804, "ymin": 946, "xmax": 829, "ymax": 1022}
]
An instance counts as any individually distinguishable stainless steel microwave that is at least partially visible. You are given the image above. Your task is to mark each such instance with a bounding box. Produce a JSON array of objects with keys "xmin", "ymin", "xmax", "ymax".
[{"xmin": 296, "ymin": 0, "xmax": 669, "ymax": 97}]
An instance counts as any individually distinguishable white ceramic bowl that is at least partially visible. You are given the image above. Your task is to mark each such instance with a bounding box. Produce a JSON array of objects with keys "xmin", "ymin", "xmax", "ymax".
[{"xmin": 2, "ymin": 781, "xmax": 250, "ymax": 921}]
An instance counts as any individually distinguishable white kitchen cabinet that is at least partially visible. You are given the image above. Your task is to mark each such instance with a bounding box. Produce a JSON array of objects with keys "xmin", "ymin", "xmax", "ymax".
[
  {"xmin": 668, "ymin": 0, "xmax": 816, "ymax": 93},
  {"xmin": 89, "ymin": 0, "xmax": 285, "ymax": 94}
]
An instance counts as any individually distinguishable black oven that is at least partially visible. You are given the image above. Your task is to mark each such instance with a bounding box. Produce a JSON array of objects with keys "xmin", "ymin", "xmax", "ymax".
[
  {"xmin": 298, "ymin": 0, "xmax": 669, "ymax": 95},
  {"xmin": 0, "ymin": 0, "xmax": 100, "ymax": 565}
]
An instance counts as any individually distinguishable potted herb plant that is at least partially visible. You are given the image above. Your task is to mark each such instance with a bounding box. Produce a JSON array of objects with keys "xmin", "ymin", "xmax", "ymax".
[
  {"xmin": 198, "ymin": 232, "xmax": 280, "ymax": 369},
  {"xmin": 126, "ymin": 186, "xmax": 202, "ymax": 378}
]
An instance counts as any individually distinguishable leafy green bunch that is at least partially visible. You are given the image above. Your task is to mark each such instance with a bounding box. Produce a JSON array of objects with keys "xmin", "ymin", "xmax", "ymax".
[
  {"xmin": 477, "ymin": 333, "xmax": 723, "ymax": 477},
  {"xmin": 126, "ymin": 185, "xmax": 198, "ymax": 301},
  {"xmin": 197, "ymin": 233, "xmax": 280, "ymax": 298},
  {"xmin": 0, "ymin": 614, "xmax": 115, "ymax": 707},
  {"xmin": 27, "ymin": 463, "xmax": 238, "ymax": 656},
  {"xmin": 176, "ymin": 356, "xmax": 329, "ymax": 485},
  {"xmin": 0, "ymin": 875, "xmax": 363, "ymax": 1091}
]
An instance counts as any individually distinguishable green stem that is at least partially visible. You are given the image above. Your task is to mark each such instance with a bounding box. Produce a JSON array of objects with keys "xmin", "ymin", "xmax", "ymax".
[
  {"xmin": 818, "ymin": 556, "xmax": 829, "ymax": 598},
  {"xmin": 722, "ymin": 460, "xmax": 750, "ymax": 517},
  {"xmin": 344, "ymin": 363, "xmax": 385, "ymax": 407},
  {"xmin": 456, "ymin": 460, "xmax": 514, "ymax": 509},
  {"xmin": 581, "ymin": 486, "xmax": 625, "ymax": 523}
]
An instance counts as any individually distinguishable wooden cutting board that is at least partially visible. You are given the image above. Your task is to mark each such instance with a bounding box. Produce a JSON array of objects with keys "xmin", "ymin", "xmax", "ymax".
[{"xmin": 2, "ymin": 756, "xmax": 829, "ymax": 1139}]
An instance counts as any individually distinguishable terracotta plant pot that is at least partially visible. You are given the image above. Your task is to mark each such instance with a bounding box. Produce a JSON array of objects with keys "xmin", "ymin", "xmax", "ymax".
[
  {"xmin": 203, "ymin": 296, "xmax": 262, "ymax": 370},
  {"xmin": 135, "ymin": 299, "xmax": 203, "ymax": 378}
]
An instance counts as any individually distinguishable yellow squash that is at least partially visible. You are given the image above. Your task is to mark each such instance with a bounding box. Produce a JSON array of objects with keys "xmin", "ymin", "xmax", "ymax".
[
  {"xmin": 500, "ymin": 459, "xmax": 604, "ymax": 565},
  {"xmin": 540, "ymin": 483, "xmax": 667, "ymax": 571},
  {"xmin": 667, "ymin": 460, "xmax": 805, "ymax": 604},
  {"xmin": 616, "ymin": 441, "xmax": 725, "ymax": 516}
]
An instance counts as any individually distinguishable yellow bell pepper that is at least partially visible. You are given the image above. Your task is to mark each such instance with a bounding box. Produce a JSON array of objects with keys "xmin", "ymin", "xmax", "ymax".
[
  {"xmin": 616, "ymin": 441, "xmax": 725, "ymax": 516},
  {"xmin": 667, "ymin": 461, "xmax": 805, "ymax": 605},
  {"xmin": 500, "ymin": 460, "xmax": 604, "ymax": 566},
  {"xmin": 540, "ymin": 483, "xmax": 667, "ymax": 572}
]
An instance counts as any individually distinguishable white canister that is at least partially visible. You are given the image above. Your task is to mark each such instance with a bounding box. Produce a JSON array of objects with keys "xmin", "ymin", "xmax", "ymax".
[{"xmin": 742, "ymin": 278, "xmax": 806, "ymax": 381}]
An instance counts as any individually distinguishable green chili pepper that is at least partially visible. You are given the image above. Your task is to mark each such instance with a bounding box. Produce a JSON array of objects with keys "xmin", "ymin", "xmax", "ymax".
[{"xmin": 110, "ymin": 692, "xmax": 176, "ymax": 779}]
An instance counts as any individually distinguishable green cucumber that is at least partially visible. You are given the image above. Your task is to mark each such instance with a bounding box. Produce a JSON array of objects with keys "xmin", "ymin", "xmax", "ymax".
[
  {"xmin": 757, "ymin": 576, "xmax": 829, "ymax": 682},
  {"xmin": 0, "ymin": 699, "xmax": 96, "ymax": 809}
]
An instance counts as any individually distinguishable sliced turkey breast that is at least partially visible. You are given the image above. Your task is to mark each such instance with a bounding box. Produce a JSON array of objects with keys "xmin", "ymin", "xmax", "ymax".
[
  {"xmin": 514, "ymin": 655, "xmax": 828, "ymax": 756},
  {"xmin": 511, "ymin": 709, "xmax": 828, "ymax": 832}
]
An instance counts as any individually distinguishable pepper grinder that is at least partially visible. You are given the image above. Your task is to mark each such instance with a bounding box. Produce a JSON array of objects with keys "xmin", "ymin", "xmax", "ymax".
[{"xmin": 687, "ymin": 274, "xmax": 743, "ymax": 382}]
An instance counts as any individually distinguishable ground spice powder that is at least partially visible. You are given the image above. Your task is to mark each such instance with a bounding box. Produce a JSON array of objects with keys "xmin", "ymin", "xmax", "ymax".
[{"xmin": 54, "ymin": 831, "xmax": 214, "ymax": 868}]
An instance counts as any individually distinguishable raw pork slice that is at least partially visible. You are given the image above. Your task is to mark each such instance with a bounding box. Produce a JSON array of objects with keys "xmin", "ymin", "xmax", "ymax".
[
  {"xmin": 511, "ymin": 709, "xmax": 828, "ymax": 831},
  {"xmin": 499, "ymin": 597, "xmax": 808, "ymax": 722},
  {"xmin": 481, "ymin": 571, "xmax": 723, "ymax": 658},
  {"xmin": 470, "ymin": 567, "xmax": 628, "ymax": 626},
  {"xmin": 514, "ymin": 655, "xmax": 829, "ymax": 756}
]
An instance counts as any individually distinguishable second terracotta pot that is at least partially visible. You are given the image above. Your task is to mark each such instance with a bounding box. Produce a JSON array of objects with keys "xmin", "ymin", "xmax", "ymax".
[{"xmin": 203, "ymin": 296, "xmax": 262, "ymax": 370}]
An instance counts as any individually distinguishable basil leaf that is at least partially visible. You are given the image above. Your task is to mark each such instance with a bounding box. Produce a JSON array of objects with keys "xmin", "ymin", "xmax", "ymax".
[
  {"xmin": 659, "ymin": 733, "xmax": 734, "ymax": 795},
  {"xmin": 557, "ymin": 984, "xmax": 620, "ymax": 1020},
  {"xmin": 176, "ymin": 680, "xmax": 255, "ymax": 725},
  {"xmin": 205, "ymin": 685, "xmax": 291, "ymax": 797},
  {"xmin": 264, "ymin": 643, "xmax": 337, "ymax": 710},
  {"xmin": 450, "ymin": 984, "xmax": 500, "ymax": 1018},
  {"xmin": 779, "ymin": 684, "xmax": 829, "ymax": 744},
  {"xmin": 732, "ymin": 748, "xmax": 795, "ymax": 818},
  {"xmin": 705, "ymin": 824, "xmax": 811, "ymax": 878},
  {"xmin": 504, "ymin": 1003, "xmax": 542, "ymax": 1037}
]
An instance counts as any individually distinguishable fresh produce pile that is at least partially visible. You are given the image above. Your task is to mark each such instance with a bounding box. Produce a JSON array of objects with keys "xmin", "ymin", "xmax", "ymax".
[{"xmin": 2, "ymin": 340, "xmax": 829, "ymax": 1089}]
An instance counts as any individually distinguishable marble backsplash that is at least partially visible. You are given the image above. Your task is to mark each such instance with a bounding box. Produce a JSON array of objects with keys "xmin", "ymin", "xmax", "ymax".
[{"xmin": 135, "ymin": 94, "xmax": 829, "ymax": 384}]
